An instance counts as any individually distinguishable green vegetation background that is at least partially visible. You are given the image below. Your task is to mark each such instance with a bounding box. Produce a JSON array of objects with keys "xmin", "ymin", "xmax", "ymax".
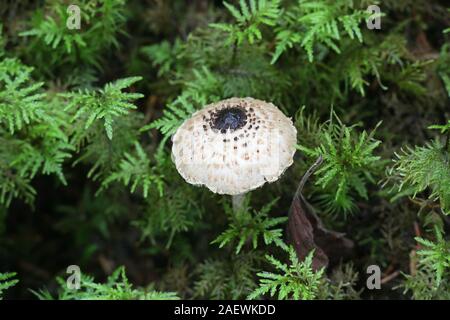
[{"xmin": 0, "ymin": 0, "xmax": 449, "ymax": 300}]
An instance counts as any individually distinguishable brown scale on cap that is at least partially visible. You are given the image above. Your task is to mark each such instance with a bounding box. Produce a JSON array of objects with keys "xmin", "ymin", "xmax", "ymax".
[{"xmin": 171, "ymin": 97, "xmax": 297, "ymax": 195}]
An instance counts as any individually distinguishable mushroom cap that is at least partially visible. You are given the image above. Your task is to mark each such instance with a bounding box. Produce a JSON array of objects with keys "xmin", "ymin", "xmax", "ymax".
[{"xmin": 171, "ymin": 97, "xmax": 297, "ymax": 195}]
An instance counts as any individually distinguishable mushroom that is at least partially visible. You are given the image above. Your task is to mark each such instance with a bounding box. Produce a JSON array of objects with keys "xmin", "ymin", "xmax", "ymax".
[{"xmin": 171, "ymin": 97, "xmax": 297, "ymax": 212}]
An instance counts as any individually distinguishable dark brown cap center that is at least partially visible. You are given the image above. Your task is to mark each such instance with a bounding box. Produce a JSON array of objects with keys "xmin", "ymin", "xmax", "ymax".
[{"xmin": 211, "ymin": 106, "xmax": 247, "ymax": 133}]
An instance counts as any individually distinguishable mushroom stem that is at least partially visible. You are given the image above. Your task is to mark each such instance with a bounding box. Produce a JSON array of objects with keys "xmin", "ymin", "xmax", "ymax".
[{"xmin": 232, "ymin": 193, "xmax": 246, "ymax": 214}]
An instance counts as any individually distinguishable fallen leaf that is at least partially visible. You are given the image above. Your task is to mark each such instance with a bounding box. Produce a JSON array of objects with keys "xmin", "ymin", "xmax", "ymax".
[{"xmin": 287, "ymin": 156, "xmax": 354, "ymax": 270}]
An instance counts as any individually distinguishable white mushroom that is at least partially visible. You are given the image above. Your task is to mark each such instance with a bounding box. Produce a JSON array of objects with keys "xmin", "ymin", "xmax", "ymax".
[{"xmin": 171, "ymin": 97, "xmax": 297, "ymax": 210}]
